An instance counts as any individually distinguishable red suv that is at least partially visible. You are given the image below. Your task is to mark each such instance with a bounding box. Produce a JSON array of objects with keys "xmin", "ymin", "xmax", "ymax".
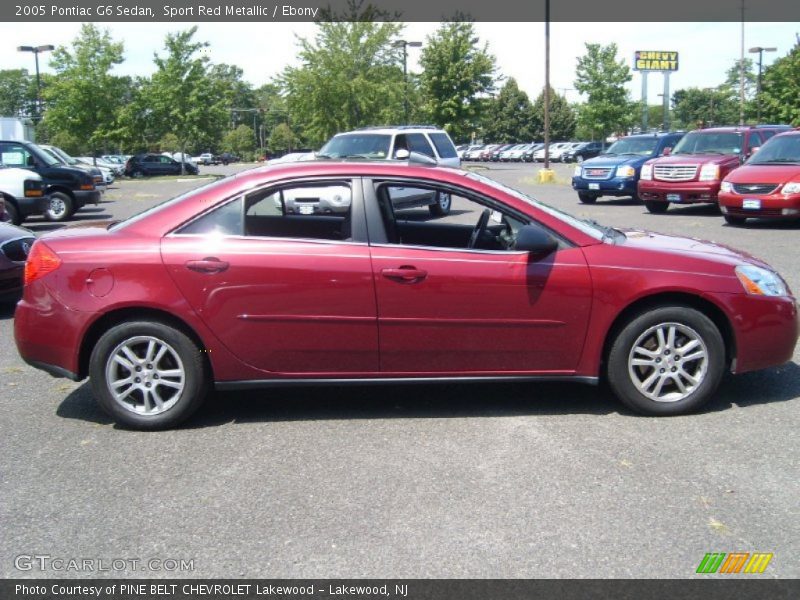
[
  {"xmin": 719, "ymin": 129, "xmax": 800, "ymax": 225},
  {"xmin": 638, "ymin": 125, "xmax": 790, "ymax": 214},
  {"xmin": 14, "ymin": 162, "xmax": 798, "ymax": 429}
]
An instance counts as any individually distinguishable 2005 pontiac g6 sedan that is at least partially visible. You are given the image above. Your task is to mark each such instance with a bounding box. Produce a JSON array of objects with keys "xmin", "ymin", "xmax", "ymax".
[{"xmin": 14, "ymin": 161, "xmax": 799, "ymax": 429}]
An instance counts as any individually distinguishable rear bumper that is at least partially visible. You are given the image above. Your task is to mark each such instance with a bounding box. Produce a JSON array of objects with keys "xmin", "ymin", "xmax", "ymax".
[
  {"xmin": 572, "ymin": 176, "xmax": 637, "ymax": 196},
  {"xmin": 14, "ymin": 283, "xmax": 90, "ymax": 380},
  {"xmin": 638, "ymin": 179, "xmax": 721, "ymax": 204}
]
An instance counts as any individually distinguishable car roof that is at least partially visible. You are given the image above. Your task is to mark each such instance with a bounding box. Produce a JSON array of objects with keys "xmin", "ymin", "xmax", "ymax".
[
  {"xmin": 340, "ymin": 126, "xmax": 447, "ymax": 135},
  {"xmin": 692, "ymin": 125, "xmax": 790, "ymax": 133}
]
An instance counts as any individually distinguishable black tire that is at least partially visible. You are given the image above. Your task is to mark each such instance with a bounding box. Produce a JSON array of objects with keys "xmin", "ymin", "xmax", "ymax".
[
  {"xmin": 89, "ymin": 321, "xmax": 210, "ymax": 430},
  {"xmin": 4, "ymin": 200, "xmax": 22, "ymax": 225},
  {"xmin": 644, "ymin": 200, "xmax": 669, "ymax": 214},
  {"xmin": 724, "ymin": 215, "xmax": 746, "ymax": 226},
  {"xmin": 606, "ymin": 306, "xmax": 725, "ymax": 416},
  {"xmin": 131, "ymin": 169, "xmax": 144, "ymax": 179},
  {"xmin": 45, "ymin": 191, "xmax": 74, "ymax": 222},
  {"xmin": 578, "ymin": 192, "xmax": 597, "ymax": 204},
  {"xmin": 428, "ymin": 192, "xmax": 452, "ymax": 216}
]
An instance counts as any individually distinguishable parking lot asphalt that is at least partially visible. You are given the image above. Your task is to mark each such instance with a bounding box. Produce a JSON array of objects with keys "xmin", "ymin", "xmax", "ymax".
[{"xmin": 1, "ymin": 162, "xmax": 798, "ymax": 579}]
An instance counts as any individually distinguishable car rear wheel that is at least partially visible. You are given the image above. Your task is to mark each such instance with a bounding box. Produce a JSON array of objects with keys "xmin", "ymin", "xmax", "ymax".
[
  {"xmin": 45, "ymin": 192, "xmax": 74, "ymax": 222},
  {"xmin": 724, "ymin": 215, "xmax": 747, "ymax": 226},
  {"xmin": 429, "ymin": 192, "xmax": 452, "ymax": 216},
  {"xmin": 607, "ymin": 306, "xmax": 725, "ymax": 416},
  {"xmin": 644, "ymin": 200, "xmax": 669, "ymax": 214},
  {"xmin": 89, "ymin": 321, "xmax": 210, "ymax": 430},
  {"xmin": 578, "ymin": 192, "xmax": 597, "ymax": 204}
]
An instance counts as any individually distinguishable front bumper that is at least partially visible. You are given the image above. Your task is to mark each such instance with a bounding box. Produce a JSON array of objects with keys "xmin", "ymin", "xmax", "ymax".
[
  {"xmin": 719, "ymin": 191, "xmax": 800, "ymax": 219},
  {"xmin": 74, "ymin": 189, "xmax": 102, "ymax": 206},
  {"xmin": 572, "ymin": 176, "xmax": 637, "ymax": 196},
  {"xmin": 638, "ymin": 179, "xmax": 721, "ymax": 204},
  {"xmin": 16, "ymin": 194, "xmax": 51, "ymax": 217}
]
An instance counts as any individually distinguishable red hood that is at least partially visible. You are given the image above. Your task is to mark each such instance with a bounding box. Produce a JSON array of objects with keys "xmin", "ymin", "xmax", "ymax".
[
  {"xmin": 724, "ymin": 163, "xmax": 800, "ymax": 184},
  {"xmin": 647, "ymin": 153, "xmax": 738, "ymax": 167},
  {"xmin": 619, "ymin": 229, "xmax": 771, "ymax": 269}
]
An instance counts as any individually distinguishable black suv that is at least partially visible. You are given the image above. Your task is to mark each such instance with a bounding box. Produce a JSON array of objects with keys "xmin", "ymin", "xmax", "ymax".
[
  {"xmin": 562, "ymin": 141, "xmax": 604, "ymax": 163},
  {"xmin": 125, "ymin": 154, "xmax": 199, "ymax": 177},
  {"xmin": 0, "ymin": 140, "xmax": 100, "ymax": 222}
]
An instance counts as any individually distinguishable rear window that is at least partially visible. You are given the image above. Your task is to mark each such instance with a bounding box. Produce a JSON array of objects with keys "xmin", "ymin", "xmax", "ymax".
[{"xmin": 429, "ymin": 133, "xmax": 458, "ymax": 159}]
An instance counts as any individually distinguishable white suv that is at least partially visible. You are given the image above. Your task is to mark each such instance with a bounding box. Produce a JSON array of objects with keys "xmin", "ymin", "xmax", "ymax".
[
  {"xmin": 318, "ymin": 126, "xmax": 460, "ymax": 216},
  {"xmin": 318, "ymin": 126, "xmax": 461, "ymax": 168}
]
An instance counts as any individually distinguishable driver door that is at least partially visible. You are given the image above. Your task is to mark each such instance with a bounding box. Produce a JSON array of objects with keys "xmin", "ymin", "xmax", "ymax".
[{"xmin": 366, "ymin": 180, "xmax": 593, "ymax": 375}]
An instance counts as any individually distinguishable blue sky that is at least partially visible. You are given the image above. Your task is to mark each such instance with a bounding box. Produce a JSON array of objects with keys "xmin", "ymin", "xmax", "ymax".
[{"xmin": 0, "ymin": 21, "xmax": 795, "ymax": 105}]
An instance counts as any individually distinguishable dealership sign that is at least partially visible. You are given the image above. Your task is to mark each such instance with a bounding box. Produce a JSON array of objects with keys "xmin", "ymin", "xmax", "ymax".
[{"xmin": 634, "ymin": 51, "xmax": 679, "ymax": 71}]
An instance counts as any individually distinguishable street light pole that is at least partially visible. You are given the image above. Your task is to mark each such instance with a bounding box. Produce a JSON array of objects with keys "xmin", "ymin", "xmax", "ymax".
[
  {"xmin": 17, "ymin": 44, "xmax": 54, "ymax": 120},
  {"xmin": 748, "ymin": 46, "xmax": 776, "ymax": 122},
  {"xmin": 393, "ymin": 39, "xmax": 421, "ymax": 125}
]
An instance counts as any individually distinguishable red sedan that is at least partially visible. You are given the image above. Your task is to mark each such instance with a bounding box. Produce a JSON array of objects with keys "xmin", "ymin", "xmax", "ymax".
[{"xmin": 14, "ymin": 161, "xmax": 799, "ymax": 429}]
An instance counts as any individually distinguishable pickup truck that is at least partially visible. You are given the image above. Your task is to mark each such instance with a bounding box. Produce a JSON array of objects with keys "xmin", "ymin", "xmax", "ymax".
[
  {"xmin": 193, "ymin": 153, "xmax": 218, "ymax": 166},
  {"xmin": 0, "ymin": 139, "xmax": 101, "ymax": 222},
  {"xmin": 572, "ymin": 132, "xmax": 685, "ymax": 204},
  {"xmin": 0, "ymin": 167, "xmax": 48, "ymax": 225},
  {"xmin": 638, "ymin": 125, "xmax": 791, "ymax": 213}
]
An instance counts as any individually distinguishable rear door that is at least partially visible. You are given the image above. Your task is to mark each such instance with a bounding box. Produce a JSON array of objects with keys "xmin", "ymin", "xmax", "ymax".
[{"xmin": 161, "ymin": 177, "xmax": 379, "ymax": 376}]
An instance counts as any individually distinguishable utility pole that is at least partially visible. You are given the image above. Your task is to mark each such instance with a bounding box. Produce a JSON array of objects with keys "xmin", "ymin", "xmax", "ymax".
[
  {"xmin": 749, "ymin": 46, "xmax": 776, "ymax": 122},
  {"xmin": 392, "ymin": 39, "xmax": 422, "ymax": 125},
  {"xmin": 739, "ymin": 0, "xmax": 745, "ymax": 126},
  {"xmin": 17, "ymin": 44, "xmax": 54, "ymax": 119}
]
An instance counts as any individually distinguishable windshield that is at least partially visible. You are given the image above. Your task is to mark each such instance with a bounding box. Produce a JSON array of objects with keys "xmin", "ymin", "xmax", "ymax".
[
  {"xmin": 464, "ymin": 171, "xmax": 606, "ymax": 241},
  {"xmin": 672, "ymin": 131, "xmax": 742, "ymax": 155},
  {"xmin": 747, "ymin": 134, "xmax": 800, "ymax": 165},
  {"xmin": 318, "ymin": 134, "xmax": 392, "ymax": 159},
  {"xmin": 603, "ymin": 137, "xmax": 659, "ymax": 156},
  {"xmin": 30, "ymin": 144, "xmax": 63, "ymax": 167},
  {"xmin": 46, "ymin": 146, "xmax": 79, "ymax": 165}
]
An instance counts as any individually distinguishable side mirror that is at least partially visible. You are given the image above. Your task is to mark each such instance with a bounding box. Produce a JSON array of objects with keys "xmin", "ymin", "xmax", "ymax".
[
  {"xmin": 662, "ymin": 147, "xmax": 672, "ymax": 156},
  {"xmin": 394, "ymin": 148, "xmax": 410, "ymax": 160},
  {"xmin": 515, "ymin": 224, "xmax": 558, "ymax": 256}
]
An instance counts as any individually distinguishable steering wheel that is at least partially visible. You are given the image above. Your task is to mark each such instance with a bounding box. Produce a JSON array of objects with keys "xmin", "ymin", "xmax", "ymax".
[{"xmin": 468, "ymin": 209, "xmax": 491, "ymax": 249}]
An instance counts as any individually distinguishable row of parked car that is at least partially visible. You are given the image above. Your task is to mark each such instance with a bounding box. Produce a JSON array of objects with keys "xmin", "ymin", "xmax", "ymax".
[
  {"xmin": 571, "ymin": 124, "xmax": 800, "ymax": 225},
  {"xmin": 458, "ymin": 141, "xmax": 604, "ymax": 163}
]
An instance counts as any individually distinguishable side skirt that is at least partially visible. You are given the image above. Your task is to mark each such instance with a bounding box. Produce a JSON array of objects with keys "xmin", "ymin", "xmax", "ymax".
[{"xmin": 216, "ymin": 375, "xmax": 599, "ymax": 391}]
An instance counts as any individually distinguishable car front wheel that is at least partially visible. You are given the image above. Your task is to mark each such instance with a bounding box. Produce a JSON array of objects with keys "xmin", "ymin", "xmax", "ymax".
[
  {"xmin": 578, "ymin": 192, "xmax": 597, "ymax": 204},
  {"xmin": 89, "ymin": 321, "xmax": 210, "ymax": 429},
  {"xmin": 644, "ymin": 200, "xmax": 669, "ymax": 214},
  {"xmin": 45, "ymin": 192, "xmax": 74, "ymax": 222},
  {"xmin": 429, "ymin": 192, "xmax": 452, "ymax": 216},
  {"xmin": 724, "ymin": 215, "xmax": 746, "ymax": 226},
  {"xmin": 607, "ymin": 306, "xmax": 725, "ymax": 416}
]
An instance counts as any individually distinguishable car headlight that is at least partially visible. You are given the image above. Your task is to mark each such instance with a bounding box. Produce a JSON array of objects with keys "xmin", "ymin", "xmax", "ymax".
[
  {"xmin": 699, "ymin": 164, "xmax": 720, "ymax": 181},
  {"xmin": 574, "ymin": 165, "xmax": 582, "ymax": 177},
  {"xmin": 735, "ymin": 265, "xmax": 788, "ymax": 297},
  {"xmin": 640, "ymin": 164, "xmax": 653, "ymax": 180},
  {"xmin": 720, "ymin": 181, "xmax": 733, "ymax": 193},
  {"xmin": 781, "ymin": 182, "xmax": 800, "ymax": 195},
  {"xmin": 616, "ymin": 165, "xmax": 635, "ymax": 178}
]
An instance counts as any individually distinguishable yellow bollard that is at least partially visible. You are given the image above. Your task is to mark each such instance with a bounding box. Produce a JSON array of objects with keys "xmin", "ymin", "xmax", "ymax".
[{"xmin": 537, "ymin": 168, "xmax": 555, "ymax": 183}]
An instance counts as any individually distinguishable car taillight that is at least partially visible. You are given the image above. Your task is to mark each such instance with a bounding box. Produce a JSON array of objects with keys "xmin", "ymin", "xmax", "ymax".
[{"xmin": 24, "ymin": 241, "xmax": 62, "ymax": 285}]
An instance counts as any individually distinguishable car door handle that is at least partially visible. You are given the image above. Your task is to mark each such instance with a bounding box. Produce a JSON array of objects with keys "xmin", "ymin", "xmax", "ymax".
[
  {"xmin": 185, "ymin": 257, "xmax": 229, "ymax": 274},
  {"xmin": 381, "ymin": 266, "xmax": 427, "ymax": 283}
]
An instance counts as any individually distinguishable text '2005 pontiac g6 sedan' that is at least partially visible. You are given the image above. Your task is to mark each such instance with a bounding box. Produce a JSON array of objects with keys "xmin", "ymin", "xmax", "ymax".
[{"xmin": 14, "ymin": 161, "xmax": 799, "ymax": 429}]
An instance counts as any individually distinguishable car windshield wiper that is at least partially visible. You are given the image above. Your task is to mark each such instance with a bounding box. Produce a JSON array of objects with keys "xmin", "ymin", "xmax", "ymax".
[
  {"xmin": 315, "ymin": 153, "xmax": 334, "ymax": 159},
  {"xmin": 696, "ymin": 150, "xmax": 726, "ymax": 154},
  {"xmin": 342, "ymin": 154, "xmax": 375, "ymax": 159}
]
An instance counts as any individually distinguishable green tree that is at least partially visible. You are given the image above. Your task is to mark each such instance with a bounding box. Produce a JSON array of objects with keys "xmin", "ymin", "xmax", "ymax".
[
  {"xmin": 531, "ymin": 86, "xmax": 576, "ymax": 141},
  {"xmin": 482, "ymin": 79, "xmax": 535, "ymax": 142},
  {"xmin": 279, "ymin": 3, "xmax": 404, "ymax": 146},
  {"xmin": 720, "ymin": 57, "xmax": 758, "ymax": 121},
  {"xmin": 418, "ymin": 21, "xmax": 497, "ymax": 141},
  {"xmin": 268, "ymin": 123, "xmax": 298, "ymax": 154},
  {"xmin": 42, "ymin": 24, "xmax": 126, "ymax": 155},
  {"xmin": 145, "ymin": 27, "xmax": 231, "ymax": 170},
  {"xmin": 761, "ymin": 42, "xmax": 800, "ymax": 126},
  {"xmin": 222, "ymin": 124, "xmax": 255, "ymax": 156},
  {"xmin": 158, "ymin": 132, "xmax": 180, "ymax": 152},
  {"xmin": 671, "ymin": 88, "xmax": 737, "ymax": 129},
  {"xmin": 574, "ymin": 43, "xmax": 634, "ymax": 140},
  {"xmin": 0, "ymin": 69, "xmax": 36, "ymax": 117}
]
